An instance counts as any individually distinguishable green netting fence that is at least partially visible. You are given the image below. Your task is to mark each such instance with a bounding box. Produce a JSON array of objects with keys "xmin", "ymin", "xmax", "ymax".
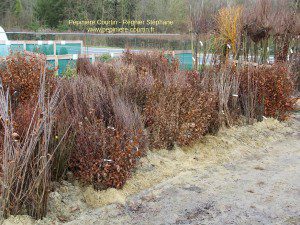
[
  {"xmin": 0, "ymin": 36, "xmax": 197, "ymax": 74},
  {"xmin": 0, "ymin": 40, "xmax": 85, "ymax": 74}
]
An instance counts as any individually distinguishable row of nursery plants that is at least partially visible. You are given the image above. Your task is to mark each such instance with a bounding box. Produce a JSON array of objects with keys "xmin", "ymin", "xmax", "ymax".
[
  {"xmin": 189, "ymin": 0, "xmax": 299, "ymax": 70},
  {"xmin": 0, "ymin": 51, "xmax": 297, "ymax": 219}
]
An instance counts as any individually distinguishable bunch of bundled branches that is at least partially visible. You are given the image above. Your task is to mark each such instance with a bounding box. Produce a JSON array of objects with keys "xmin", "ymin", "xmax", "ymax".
[
  {"xmin": 205, "ymin": 64, "xmax": 241, "ymax": 126},
  {"xmin": 0, "ymin": 68, "xmax": 61, "ymax": 219},
  {"xmin": 0, "ymin": 52, "xmax": 54, "ymax": 105}
]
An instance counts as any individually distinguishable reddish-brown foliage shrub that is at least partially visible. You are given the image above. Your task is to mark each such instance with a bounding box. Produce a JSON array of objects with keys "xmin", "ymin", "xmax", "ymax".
[
  {"xmin": 63, "ymin": 53, "xmax": 219, "ymax": 188},
  {"xmin": 144, "ymin": 71, "xmax": 218, "ymax": 149},
  {"xmin": 0, "ymin": 52, "xmax": 55, "ymax": 105},
  {"xmin": 239, "ymin": 63, "xmax": 296, "ymax": 121},
  {"xmin": 12, "ymin": 99, "xmax": 36, "ymax": 137},
  {"xmin": 60, "ymin": 75, "xmax": 146, "ymax": 190},
  {"xmin": 72, "ymin": 120, "xmax": 144, "ymax": 189},
  {"xmin": 118, "ymin": 52, "xmax": 219, "ymax": 149},
  {"xmin": 122, "ymin": 50, "xmax": 180, "ymax": 80},
  {"xmin": 113, "ymin": 53, "xmax": 219, "ymax": 149},
  {"xmin": 259, "ymin": 64, "xmax": 296, "ymax": 120}
]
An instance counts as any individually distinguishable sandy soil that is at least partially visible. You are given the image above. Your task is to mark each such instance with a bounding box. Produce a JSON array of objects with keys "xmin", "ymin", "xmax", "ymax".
[{"xmin": 2, "ymin": 114, "xmax": 300, "ymax": 225}]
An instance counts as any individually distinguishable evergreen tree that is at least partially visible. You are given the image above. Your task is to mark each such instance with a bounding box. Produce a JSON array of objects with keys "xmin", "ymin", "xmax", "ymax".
[
  {"xmin": 35, "ymin": 0, "xmax": 67, "ymax": 28},
  {"xmin": 14, "ymin": 0, "xmax": 22, "ymax": 16}
]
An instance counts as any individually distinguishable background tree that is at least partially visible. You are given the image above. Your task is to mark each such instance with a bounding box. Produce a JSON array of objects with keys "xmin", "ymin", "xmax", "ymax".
[
  {"xmin": 135, "ymin": 0, "xmax": 188, "ymax": 33},
  {"xmin": 0, "ymin": 0, "xmax": 35, "ymax": 29},
  {"xmin": 35, "ymin": 0, "xmax": 67, "ymax": 28}
]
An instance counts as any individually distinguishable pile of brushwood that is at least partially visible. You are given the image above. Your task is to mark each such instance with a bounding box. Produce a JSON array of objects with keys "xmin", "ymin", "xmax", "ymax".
[{"xmin": 0, "ymin": 51, "xmax": 296, "ymax": 219}]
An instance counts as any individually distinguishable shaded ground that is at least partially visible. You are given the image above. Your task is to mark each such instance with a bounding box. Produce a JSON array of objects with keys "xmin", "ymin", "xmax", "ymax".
[{"xmin": 3, "ymin": 114, "xmax": 300, "ymax": 225}]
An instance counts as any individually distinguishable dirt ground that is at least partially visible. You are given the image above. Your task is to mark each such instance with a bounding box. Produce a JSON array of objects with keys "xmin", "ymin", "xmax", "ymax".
[{"xmin": 2, "ymin": 114, "xmax": 300, "ymax": 225}]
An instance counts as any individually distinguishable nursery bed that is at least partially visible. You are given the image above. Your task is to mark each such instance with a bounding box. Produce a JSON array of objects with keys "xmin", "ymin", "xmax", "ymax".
[{"xmin": 2, "ymin": 115, "xmax": 299, "ymax": 224}]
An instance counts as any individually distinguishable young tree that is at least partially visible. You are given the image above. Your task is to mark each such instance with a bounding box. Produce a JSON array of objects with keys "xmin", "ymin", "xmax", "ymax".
[
  {"xmin": 272, "ymin": 0, "xmax": 299, "ymax": 62},
  {"xmin": 243, "ymin": 0, "xmax": 273, "ymax": 62},
  {"xmin": 13, "ymin": 0, "xmax": 22, "ymax": 16},
  {"xmin": 188, "ymin": 0, "xmax": 222, "ymax": 69},
  {"xmin": 217, "ymin": 5, "xmax": 243, "ymax": 61}
]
